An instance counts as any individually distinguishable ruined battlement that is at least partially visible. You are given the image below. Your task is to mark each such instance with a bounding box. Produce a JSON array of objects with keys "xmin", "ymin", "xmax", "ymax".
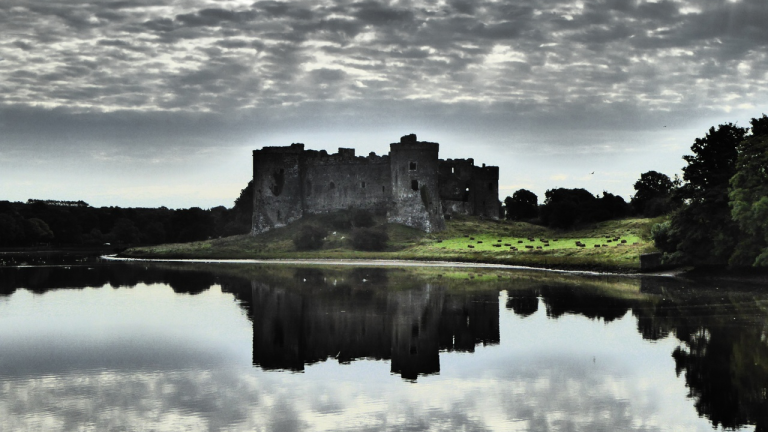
[{"xmin": 252, "ymin": 134, "xmax": 501, "ymax": 235}]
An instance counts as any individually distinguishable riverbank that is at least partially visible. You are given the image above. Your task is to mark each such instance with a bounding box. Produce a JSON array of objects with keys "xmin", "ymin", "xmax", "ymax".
[{"xmin": 121, "ymin": 215, "xmax": 662, "ymax": 273}]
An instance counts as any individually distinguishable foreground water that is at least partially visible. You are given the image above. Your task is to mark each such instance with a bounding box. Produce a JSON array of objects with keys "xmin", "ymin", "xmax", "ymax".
[{"xmin": 1, "ymin": 260, "xmax": 767, "ymax": 431}]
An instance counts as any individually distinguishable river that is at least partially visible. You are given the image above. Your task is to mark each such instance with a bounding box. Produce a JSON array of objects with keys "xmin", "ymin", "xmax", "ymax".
[{"xmin": 1, "ymin": 256, "xmax": 766, "ymax": 431}]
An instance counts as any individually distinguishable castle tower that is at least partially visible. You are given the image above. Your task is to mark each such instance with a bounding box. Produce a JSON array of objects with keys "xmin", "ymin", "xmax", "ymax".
[
  {"xmin": 252, "ymin": 144, "xmax": 305, "ymax": 234},
  {"xmin": 387, "ymin": 134, "xmax": 446, "ymax": 232}
]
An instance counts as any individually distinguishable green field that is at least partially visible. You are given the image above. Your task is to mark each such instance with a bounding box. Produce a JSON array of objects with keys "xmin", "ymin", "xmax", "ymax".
[{"xmin": 124, "ymin": 213, "xmax": 662, "ymax": 272}]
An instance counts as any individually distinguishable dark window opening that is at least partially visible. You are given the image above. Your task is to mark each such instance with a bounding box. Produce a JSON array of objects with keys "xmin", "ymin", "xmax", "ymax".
[
  {"xmin": 411, "ymin": 180, "xmax": 419, "ymax": 191},
  {"xmin": 361, "ymin": 181, "xmax": 366, "ymax": 188},
  {"xmin": 411, "ymin": 323, "xmax": 419, "ymax": 337},
  {"xmin": 271, "ymin": 169, "xmax": 285, "ymax": 196},
  {"xmin": 382, "ymin": 185, "xmax": 385, "ymax": 193},
  {"xmin": 330, "ymin": 182, "xmax": 335, "ymax": 189},
  {"xmin": 409, "ymin": 162, "xmax": 417, "ymax": 171}
]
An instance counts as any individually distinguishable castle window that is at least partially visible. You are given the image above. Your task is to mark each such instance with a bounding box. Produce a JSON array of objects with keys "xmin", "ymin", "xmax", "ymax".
[
  {"xmin": 409, "ymin": 162, "xmax": 417, "ymax": 171},
  {"xmin": 382, "ymin": 185, "xmax": 385, "ymax": 193},
  {"xmin": 330, "ymin": 182, "xmax": 335, "ymax": 189},
  {"xmin": 361, "ymin": 181, "xmax": 366, "ymax": 189},
  {"xmin": 411, "ymin": 180, "xmax": 419, "ymax": 191},
  {"xmin": 451, "ymin": 167, "xmax": 455, "ymax": 174}
]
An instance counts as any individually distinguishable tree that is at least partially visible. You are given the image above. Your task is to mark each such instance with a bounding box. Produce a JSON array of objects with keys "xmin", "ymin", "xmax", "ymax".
[
  {"xmin": 598, "ymin": 191, "xmax": 630, "ymax": 220},
  {"xmin": 109, "ymin": 218, "xmax": 141, "ymax": 244},
  {"xmin": 0, "ymin": 213, "xmax": 25, "ymax": 246},
  {"xmin": 24, "ymin": 218, "xmax": 54, "ymax": 243},
  {"xmin": 728, "ymin": 114, "xmax": 768, "ymax": 267},
  {"xmin": 539, "ymin": 188, "xmax": 598, "ymax": 229},
  {"xmin": 504, "ymin": 189, "xmax": 538, "ymax": 221},
  {"xmin": 631, "ymin": 171, "xmax": 679, "ymax": 216},
  {"xmin": 654, "ymin": 123, "xmax": 748, "ymax": 265}
]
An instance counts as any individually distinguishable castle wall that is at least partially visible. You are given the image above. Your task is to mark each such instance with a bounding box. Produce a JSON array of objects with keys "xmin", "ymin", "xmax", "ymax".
[
  {"xmin": 303, "ymin": 150, "xmax": 391, "ymax": 214},
  {"xmin": 388, "ymin": 136, "xmax": 446, "ymax": 233},
  {"xmin": 469, "ymin": 165, "xmax": 501, "ymax": 219},
  {"xmin": 439, "ymin": 159, "xmax": 501, "ymax": 219}
]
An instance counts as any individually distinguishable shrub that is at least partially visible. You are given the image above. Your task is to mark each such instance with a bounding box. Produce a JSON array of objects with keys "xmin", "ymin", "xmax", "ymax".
[
  {"xmin": 293, "ymin": 224, "xmax": 327, "ymax": 250},
  {"xmin": 319, "ymin": 212, "xmax": 352, "ymax": 230},
  {"xmin": 351, "ymin": 209, "xmax": 376, "ymax": 228},
  {"xmin": 350, "ymin": 227, "xmax": 389, "ymax": 251}
]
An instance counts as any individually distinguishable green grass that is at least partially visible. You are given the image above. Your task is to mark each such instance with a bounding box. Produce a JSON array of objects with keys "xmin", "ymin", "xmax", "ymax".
[{"xmin": 124, "ymin": 213, "xmax": 663, "ymax": 272}]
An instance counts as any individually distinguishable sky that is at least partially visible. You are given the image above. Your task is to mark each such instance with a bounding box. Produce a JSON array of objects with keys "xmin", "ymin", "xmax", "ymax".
[{"xmin": 1, "ymin": 0, "xmax": 767, "ymax": 209}]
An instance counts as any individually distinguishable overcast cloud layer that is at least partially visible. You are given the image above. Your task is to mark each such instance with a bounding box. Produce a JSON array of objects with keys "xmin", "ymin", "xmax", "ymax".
[{"xmin": 1, "ymin": 0, "xmax": 767, "ymax": 206}]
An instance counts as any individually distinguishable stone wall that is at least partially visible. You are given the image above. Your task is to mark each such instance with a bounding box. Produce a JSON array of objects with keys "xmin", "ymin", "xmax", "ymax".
[
  {"xmin": 252, "ymin": 144, "xmax": 305, "ymax": 234},
  {"xmin": 438, "ymin": 158, "xmax": 500, "ymax": 219},
  {"xmin": 303, "ymin": 150, "xmax": 391, "ymax": 215}
]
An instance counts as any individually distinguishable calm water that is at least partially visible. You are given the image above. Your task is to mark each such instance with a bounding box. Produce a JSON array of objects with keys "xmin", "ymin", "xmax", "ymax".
[{"xmin": 1, "ymin": 259, "xmax": 767, "ymax": 431}]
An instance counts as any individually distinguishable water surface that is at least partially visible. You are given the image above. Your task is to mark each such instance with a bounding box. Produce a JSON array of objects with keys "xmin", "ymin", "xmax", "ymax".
[{"xmin": 1, "ymin": 260, "xmax": 766, "ymax": 431}]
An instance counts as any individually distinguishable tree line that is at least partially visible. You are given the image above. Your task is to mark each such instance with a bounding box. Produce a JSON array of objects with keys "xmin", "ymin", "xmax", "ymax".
[
  {"xmin": 0, "ymin": 182, "xmax": 254, "ymax": 247},
  {"xmin": 501, "ymin": 114, "xmax": 768, "ymax": 268}
]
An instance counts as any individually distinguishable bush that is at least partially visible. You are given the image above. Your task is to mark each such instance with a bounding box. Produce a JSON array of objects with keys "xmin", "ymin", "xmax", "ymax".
[
  {"xmin": 293, "ymin": 224, "xmax": 327, "ymax": 250},
  {"xmin": 350, "ymin": 227, "xmax": 389, "ymax": 251},
  {"xmin": 351, "ymin": 209, "xmax": 376, "ymax": 228},
  {"xmin": 319, "ymin": 212, "xmax": 352, "ymax": 230}
]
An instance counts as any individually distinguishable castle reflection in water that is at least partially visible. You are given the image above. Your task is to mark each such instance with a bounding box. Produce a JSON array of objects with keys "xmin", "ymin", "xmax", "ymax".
[{"xmin": 251, "ymin": 269, "xmax": 499, "ymax": 380}]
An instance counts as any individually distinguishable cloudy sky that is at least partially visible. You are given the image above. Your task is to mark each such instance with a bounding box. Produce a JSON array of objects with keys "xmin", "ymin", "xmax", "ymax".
[{"xmin": 1, "ymin": 0, "xmax": 767, "ymax": 208}]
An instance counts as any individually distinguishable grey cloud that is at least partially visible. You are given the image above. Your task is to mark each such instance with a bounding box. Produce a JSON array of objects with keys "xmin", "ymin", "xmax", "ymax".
[
  {"xmin": 309, "ymin": 67, "xmax": 346, "ymax": 83},
  {"xmin": 253, "ymin": 1, "xmax": 315, "ymax": 20},
  {"xmin": 1, "ymin": 0, "xmax": 767, "ymax": 158},
  {"xmin": 175, "ymin": 8, "xmax": 259, "ymax": 27},
  {"xmin": 350, "ymin": 0, "xmax": 415, "ymax": 26}
]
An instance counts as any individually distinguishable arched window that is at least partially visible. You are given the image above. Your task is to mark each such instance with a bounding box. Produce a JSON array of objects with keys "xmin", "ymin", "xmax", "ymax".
[
  {"xmin": 361, "ymin": 181, "xmax": 366, "ymax": 189},
  {"xmin": 330, "ymin": 182, "xmax": 335, "ymax": 189}
]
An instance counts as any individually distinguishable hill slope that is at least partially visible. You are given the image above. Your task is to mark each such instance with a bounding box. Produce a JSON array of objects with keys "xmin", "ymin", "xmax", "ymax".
[{"xmin": 123, "ymin": 214, "xmax": 661, "ymax": 272}]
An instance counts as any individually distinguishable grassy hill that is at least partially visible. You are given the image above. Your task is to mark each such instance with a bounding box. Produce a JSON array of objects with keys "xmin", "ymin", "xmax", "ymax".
[{"xmin": 123, "ymin": 213, "xmax": 662, "ymax": 272}]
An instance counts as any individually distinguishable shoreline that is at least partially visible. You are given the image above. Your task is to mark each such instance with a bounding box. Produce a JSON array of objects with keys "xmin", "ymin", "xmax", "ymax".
[{"xmin": 105, "ymin": 254, "xmax": 686, "ymax": 278}]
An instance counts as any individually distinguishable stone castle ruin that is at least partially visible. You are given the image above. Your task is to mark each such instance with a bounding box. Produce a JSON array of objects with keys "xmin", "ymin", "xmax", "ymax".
[{"xmin": 252, "ymin": 134, "xmax": 500, "ymax": 234}]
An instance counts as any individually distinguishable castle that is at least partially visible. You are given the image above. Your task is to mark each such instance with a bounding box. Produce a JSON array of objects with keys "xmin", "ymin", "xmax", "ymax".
[{"xmin": 252, "ymin": 134, "xmax": 500, "ymax": 234}]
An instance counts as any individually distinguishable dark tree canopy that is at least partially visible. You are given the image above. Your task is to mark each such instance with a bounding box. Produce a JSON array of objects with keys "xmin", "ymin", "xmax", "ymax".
[
  {"xmin": 728, "ymin": 114, "xmax": 768, "ymax": 267},
  {"xmin": 631, "ymin": 171, "xmax": 679, "ymax": 216},
  {"xmin": 504, "ymin": 189, "xmax": 538, "ymax": 221},
  {"xmin": 654, "ymin": 123, "xmax": 749, "ymax": 266},
  {"xmin": 0, "ymin": 177, "xmax": 254, "ymax": 247}
]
